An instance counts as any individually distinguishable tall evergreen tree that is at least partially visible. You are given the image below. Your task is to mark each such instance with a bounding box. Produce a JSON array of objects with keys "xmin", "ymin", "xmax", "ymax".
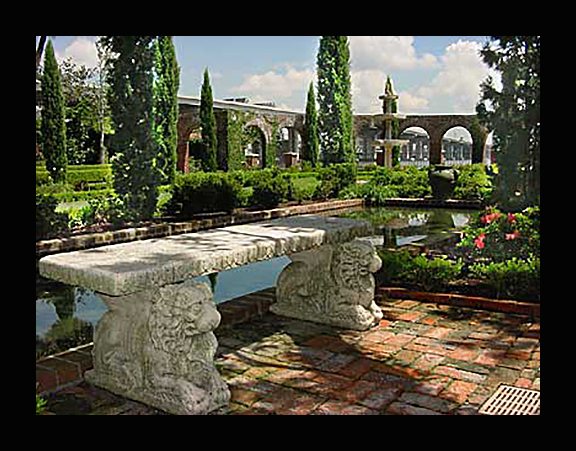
[
  {"xmin": 302, "ymin": 81, "xmax": 319, "ymax": 167},
  {"xmin": 316, "ymin": 36, "xmax": 354, "ymax": 165},
  {"xmin": 40, "ymin": 40, "xmax": 67, "ymax": 183},
  {"xmin": 154, "ymin": 36, "xmax": 180, "ymax": 184},
  {"xmin": 100, "ymin": 36, "xmax": 160, "ymax": 220},
  {"xmin": 199, "ymin": 68, "xmax": 218, "ymax": 172},
  {"xmin": 476, "ymin": 36, "xmax": 540, "ymax": 211}
]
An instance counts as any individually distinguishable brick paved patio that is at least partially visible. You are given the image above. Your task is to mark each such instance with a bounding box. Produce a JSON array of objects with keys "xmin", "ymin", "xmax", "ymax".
[{"xmin": 39, "ymin": 288, "xmax": 540, "ymax": 415}]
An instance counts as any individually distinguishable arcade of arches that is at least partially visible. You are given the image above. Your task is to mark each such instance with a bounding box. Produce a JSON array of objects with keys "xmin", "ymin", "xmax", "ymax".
[
  {"xmin": 177, "ymin": 102, "xmax": 304, "ymax": 173},
  {"xmin": 176, "ymin": 98, "xmax": 489, "ymax": 173}
]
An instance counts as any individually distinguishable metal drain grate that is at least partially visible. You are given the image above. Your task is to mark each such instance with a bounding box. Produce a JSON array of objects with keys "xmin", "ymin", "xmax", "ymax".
[{"xmin": 479, "ymin": 385, "xmax": 540, "ymax": 415}]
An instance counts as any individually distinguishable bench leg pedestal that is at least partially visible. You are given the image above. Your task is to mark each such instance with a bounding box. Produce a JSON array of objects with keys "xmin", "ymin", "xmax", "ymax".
[
  {"xmin": 272, "ymin": 239, "xmax": 383, "ymax": 331},
  {"xmin": 85, "ymin": 280, "xmax": 230, "ymax": 415}
]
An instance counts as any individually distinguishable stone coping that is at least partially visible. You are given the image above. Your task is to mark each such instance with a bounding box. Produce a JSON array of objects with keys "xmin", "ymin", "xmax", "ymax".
[
  {"xmin": 379, "ymin": 287, "xmax": 539, "ymax": 318},
  {"xmin": 381, "ymin": 198, "xmax": 481, "ymax": 210},
  {"xmin": 36, "ymin": 199, "xmax": 364, "ymax": 258}
]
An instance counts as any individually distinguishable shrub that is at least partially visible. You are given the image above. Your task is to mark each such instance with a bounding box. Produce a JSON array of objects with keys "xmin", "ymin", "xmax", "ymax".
[
  {"xmin": 251, "ymin": 168, "xmax": 293, "ymax": 209},
  {"xmin": 164, "ymin": 172, "xmax": 242, "ymax": 219},
  {"xmin": 470, "ymin": 257, "xmax": 540, "ymax": 300},
  {"xmin": 36, "ymin": 194, "xmax": 69, "ymax": 240},
  {"xmin": 453, "ymin": 164, "xmax": 493, "ymax": 202},
  {"xmin": 314, "ymin": 163, "xmax": 357, "ymax": 199},
  {"xmin": 368, "ymin": 166, "xmax": 430, "ymax": 199},
  {"xmin": 458, "ymin": 205, "xmax": 540, "ymax": 262},
  {"xmin": 74, "ymin": 195, "xmax": 131, "ymax": 228},
  {"xmin": 376, "ymin": 249, "xmax": 415, "ymax": 286},
  {"xmin": 409, "ymin": 254, "xmax": 463, "ymax": 292},
  {"xmin": 376, "ymin": 249, "xmax": 463, "ymax": 292}
]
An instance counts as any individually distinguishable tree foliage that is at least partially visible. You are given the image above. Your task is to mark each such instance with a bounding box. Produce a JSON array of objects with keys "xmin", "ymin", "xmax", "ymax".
[
  {"xmin": 99, "ymin": 36, "xmax": 160, "ymax": 221},
  {"xmin": 154, "ymin": 36, "xmax": 180, "ymax": 184},
  {"xmin": 199, "ymin": 68, "xmax": 218, "ymax": 172},
  {"xmin": 40, "ymin": 40, "xmax": 67, "ymax": 183},
  {"xmin": 316, "ymin": 36, "xmax": 354, "ymax": 165},
  {"xmin": 59, "ymin": 59, "xmax": 109, "ymax": 165},
  {"xmin": 476, "ymin": 36, "xmax": 540, "ymax": 211},
  {"xmin": 302, "ymin": 81, "xmax": 319, "ymax": 167}
]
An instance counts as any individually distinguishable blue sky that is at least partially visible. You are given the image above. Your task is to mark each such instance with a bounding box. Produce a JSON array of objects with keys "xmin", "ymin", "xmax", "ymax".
[{"xmin": 37, "ymin": 36, "xmax": 497, "ymax": 138}]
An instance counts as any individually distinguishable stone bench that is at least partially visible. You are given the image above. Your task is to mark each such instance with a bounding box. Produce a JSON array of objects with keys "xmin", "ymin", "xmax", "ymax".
[{"xmin": 39, "ymin": 215, "xmax": 382, "ymax": 414}]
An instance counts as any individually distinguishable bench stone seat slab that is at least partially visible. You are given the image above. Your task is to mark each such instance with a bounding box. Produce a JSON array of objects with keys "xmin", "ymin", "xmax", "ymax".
[{"xmin": 39, "ymin": 215, "xmax": 374, "ymax": 297}]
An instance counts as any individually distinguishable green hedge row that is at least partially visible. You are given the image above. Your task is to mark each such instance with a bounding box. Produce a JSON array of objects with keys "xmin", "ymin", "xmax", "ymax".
[{"xmin": 36, "ymin": 164, "xmax": 112, "ymax": 188}]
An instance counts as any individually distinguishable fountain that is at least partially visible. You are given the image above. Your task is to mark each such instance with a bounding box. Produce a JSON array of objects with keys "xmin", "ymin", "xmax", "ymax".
[{"xmin": 373, "ymin": 76, "xmax": 409, "ymax": 168}]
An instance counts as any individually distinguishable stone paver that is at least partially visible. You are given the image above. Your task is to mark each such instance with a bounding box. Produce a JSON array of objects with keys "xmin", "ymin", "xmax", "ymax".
[{"xmin": 39, "ymin": 291, "xmax": 540, "ymax": 415}]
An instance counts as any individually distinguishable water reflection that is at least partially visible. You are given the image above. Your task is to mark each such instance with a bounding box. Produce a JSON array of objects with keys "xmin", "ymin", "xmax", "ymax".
[
  {"xmin": 339, "ymin": 207, "xmax": 477, "ymax": 249},
  {"xmin": 36, "ymin": 282, "xmax": 106, "ymax": 359}
]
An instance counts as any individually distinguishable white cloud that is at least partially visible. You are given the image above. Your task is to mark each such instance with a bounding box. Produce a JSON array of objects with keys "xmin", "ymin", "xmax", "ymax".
[
  {"xmin": 349, "ymin": 36, "xmax": 438, "ymax": 71},
  {"xmin": 351, "ymin": 69, "xmax": 384, "ymax": 113},
  {"xmin": 415, "ymin": 40, "xmax": 500, "ymax": 113},
  {"xmin": 59, "ymin": 36, "xmax": 99, "ymax": 68},
  {"xmin": 232, "ymin": 64, "xmax": 314, "ymax": 104},
  {"xmin": 397, "ymin": 91, "xmax": 429, "ymax": 113}
]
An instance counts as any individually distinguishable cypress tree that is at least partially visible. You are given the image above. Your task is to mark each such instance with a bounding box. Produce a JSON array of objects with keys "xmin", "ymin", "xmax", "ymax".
[
  {"xmin": 41, "ymin": 40, "xmax": 67, "ymax": 183},
  {"xmin": 154, "ymin": 36, "xmax": 180, "ymax": 184},
  {"xmin": 317, "ymin": 36, "xmax": 354, "ymax": 165},
  {"xmin": 200, "ymin": 68, "xmax": 218, "ymax": 172},
  {"xmin": 302, "ymin": 81, "xmax": 319, "ymax": 167},
  {"xmin": 102, "ymin": 36, "xmax": 160, "ymax": 220}
]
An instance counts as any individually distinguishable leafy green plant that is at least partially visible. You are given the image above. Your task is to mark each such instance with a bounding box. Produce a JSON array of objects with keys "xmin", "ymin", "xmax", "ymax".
[
  {"xmin": 470, "ymin": 256, "xmax": 540, "ymax": 300},
  {"xmin": 458, "ymin": 205, "xmax": 539, "ymax": 262},
  {"xmin": 36, "ymin": 194, "xmax": 69, "ymax": 240},
  {"xmin": 409, "ymin": 254, "xmax": 463, "ymax": 292},
  {"xmin": 251, "ymin": 168, "xmax": 293, "ymax": 209},
  {"xmin": 314, "ymin": 163, "xmax": 357, "ymax": 199},
  {"xmin": 36, "ymin": 394, "xmax": 48, "ymax": 415},
  {"xmin": 453, "ymin": 164, "xmax": 493, "ymax": 202},
  {"xmin": 164, "ymin": 172, "xmax": 242, "ymax": 218},
  {"xmin": 376, "ymin": 249, "xmax": 462, "ymax": 292}
]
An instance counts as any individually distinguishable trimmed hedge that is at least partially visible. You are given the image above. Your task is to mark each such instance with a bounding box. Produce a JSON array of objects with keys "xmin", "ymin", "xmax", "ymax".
[
  {"xmin": 163, "ymin": 172, "xmax": 243, "ymax": 219},
  {"xmin": 36, "ymin": 164, "xmax": 112, "ymax": 189}
]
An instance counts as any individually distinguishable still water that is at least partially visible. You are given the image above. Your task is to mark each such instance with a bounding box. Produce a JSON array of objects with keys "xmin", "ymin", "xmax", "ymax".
[{"xmin": 35, "ymin": 207, "xmax": 477, "ymax": 358}]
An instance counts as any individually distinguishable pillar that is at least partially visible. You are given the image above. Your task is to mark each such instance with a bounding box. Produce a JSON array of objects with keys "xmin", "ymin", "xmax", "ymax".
[{"xmin": 429, "ymin": 133, "xmax": 443, "ymax": 165}]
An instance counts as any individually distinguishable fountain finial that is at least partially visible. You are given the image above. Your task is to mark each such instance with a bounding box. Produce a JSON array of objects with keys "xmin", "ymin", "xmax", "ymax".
[{"xmin": 385, "ymin": 75, "xmax": 394, "ymax": 96}]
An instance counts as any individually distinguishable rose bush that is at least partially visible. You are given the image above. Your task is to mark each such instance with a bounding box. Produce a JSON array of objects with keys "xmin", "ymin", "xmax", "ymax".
[{"xmin": 458, "ymin": 206, "xmax": 539, "ymax": 262}]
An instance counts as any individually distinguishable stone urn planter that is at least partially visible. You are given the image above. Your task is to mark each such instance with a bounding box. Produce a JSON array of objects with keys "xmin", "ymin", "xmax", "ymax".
[{"xmin": 428, "ymin": 165, "xmax": 459, "ymax": 201}]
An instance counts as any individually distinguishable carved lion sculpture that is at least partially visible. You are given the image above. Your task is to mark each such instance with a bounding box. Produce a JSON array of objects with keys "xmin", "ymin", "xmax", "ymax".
[
  {"xmin": 330, "ymin": 240, "xmax": 383, "ymax": 329},
  {"xmin": 146, "ymin": 280, "xmax": 230, "ymax": 414},
  {"xmin": 91, "ymin": 280, "xmax": 230, "ymax": 415},
  {"xmin": 274, "ymin": 239, "xmax": 383, "ymax": 331}
]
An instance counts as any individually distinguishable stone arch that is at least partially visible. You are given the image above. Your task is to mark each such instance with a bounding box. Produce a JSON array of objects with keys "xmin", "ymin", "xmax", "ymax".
[
  {"xmin": 243, "ymin": 123, "xmax": 268, "ymax": 168},
  {"xmin": 398, "ymin": 115, "xmax": 488, "ymax": 165},
  {"xmin": 177, "ymin": 112, "xmax": 201, "ymax": 173},
  {"xmin": 440, "ymin": 126, "xmax": 472, "ymax": 164}
]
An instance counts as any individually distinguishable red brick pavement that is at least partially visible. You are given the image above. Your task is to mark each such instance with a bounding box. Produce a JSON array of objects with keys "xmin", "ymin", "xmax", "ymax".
[{"xmin": 38, "ymin": 288, "xmax": 540, "ymax": 415}]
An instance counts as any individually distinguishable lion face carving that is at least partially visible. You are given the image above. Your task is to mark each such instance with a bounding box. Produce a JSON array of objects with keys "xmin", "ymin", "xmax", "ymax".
[
  {"xmin": 331, "ymin": 240, "xmax": 382, "ymax": 294},
  {"xmin": 149, "ymin": 281, "xmax": 221, "ymax": 362}
]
